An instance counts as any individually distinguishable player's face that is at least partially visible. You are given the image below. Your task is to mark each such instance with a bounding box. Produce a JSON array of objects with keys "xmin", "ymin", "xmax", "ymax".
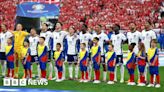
[
  {"xmin": 95, "ymin": 25, "xmax": 101, "ymax": 33},
  {"xmin": 16, "ymin": 24, "xmax": 23, "ymax": 31},
  {"xmin": 30, "ymin": 29, "xmax": 36, "ymax": 35},
  {"xmin": 80, "ymin": 44, "xmax": 85, "ymax": 49},
  {"xmin": 145, "ymin": 22, "xmax": 150, "ymax": 30},
  {"xmin": 23, "ymin": 42, "xmax": 28, "ymax": 47},
  {"xmin": 128, "ymin": 45, "xmax": 133, "ymax": 51},
  {"xmin": 56, "ymin": 45, "xmax": 61, "ymax": 50},
  {"xmin": 1, "ymin": 24, "xmax": 6, "ymax": 32},
  {"xmin": 93, "ymin": 39, "xmax": 98, "ymax": 44},
  {"xmin": 129, "ymin": 23, "xmax": 136, "ymax": 31},
  {"xmin": 69, "ymin": 27, "xmax": 75, "ymax": 34},
  {"xmin": 42, "ymin": 23, "xmax": 48, "ymax": 31},
  {"xmin": 138, "ymin": 44, "xmax": 141, "ymax": 50},
  {"xmin": 39, "ymin": 38, "xmax": 44, "ymax": 44},
  {"xmin": 151, "ymin": 42, "xmax": 156, "ymax": 48},
  {"xmin": 108, "ymin": 45, "xmax": 113, "ymax": 51},
  {"xmin": 7, "ymin": 39, "xmax": 12, "ymax": 44},
  {"xmin": 55, "ymin": 23, "xmax": 62, "ymax": 31}
]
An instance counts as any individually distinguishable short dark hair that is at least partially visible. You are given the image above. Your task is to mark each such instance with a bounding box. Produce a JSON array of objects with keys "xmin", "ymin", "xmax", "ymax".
[
  {"xmin": 81, "ymin": 43, "xmax": 86, "ymax": 47},
  {"xmin": 93, "ymin": 37, "xmax": 99, "ymax": 41},
  {"xmin": 56, "ymin": 43, "xmax": 61, "ymax": 47},
  {"xmin": 109, "ymin": 44, "xmax": 114, "ymax": 48},
  {"xmin": 130, "ymin": 43, "xmax": 136, "ymax": 49},
  {"xmin": 31, "ymin": 27, "xmax": 36, "ymax": 31},
  {"xmin": 40, "ymin": 37, "xmax": 45, "ymax": 41},
  {"xmin": 57, "ymin": 22, "xmax": 63, "ymax": 26},
  {"xmin": 151, "ymin": 39, "xmax": 157, "ymax": 44},
  {"xmin": 115, "ymin": 24, "xmax": 120, "ymax": 30},
  {"xmin": 43, "ymin": 23, "xmax": 48, "ymax": 27}
]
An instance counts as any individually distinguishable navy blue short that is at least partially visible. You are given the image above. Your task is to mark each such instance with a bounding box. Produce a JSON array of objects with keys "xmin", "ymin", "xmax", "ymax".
[
  {"xmin": 138, "ymin": 65, "xmax": 145, "ymax": 73},
  {"xmin": 0, "ymin": 52, "xmax": 6, "ymax": 60},
  {"xmin": 108, "ymin": 66, "xmax": 115, "ymax": 72},
  {"xmin": 149, "ymin": 66, "xmax": 159, "ymax": 75},
  {"xmin": 93, "ymin": 62, "xmax": 100, "ymax": 70},
  {"xmin": 23, "ymin": 62, "xmax": 31, "ymax": 69},
  {"xmin": 67, "ymin": 54, "xmax": 77, "ymax": 62},
  {"xmin": 31, "ymin": 55, "xmax": 38, "ymax": 63},
  {"xmin": 80, "ymin": 65, "xmax": 87, "ymax": 71},
  {"xmin": 7, "ymin": 62, "xmax": 14, "ymax": 69},
  {"xmin": 116, "ymin": 55, "xmax": 123, "ymax": 64},
  {"xmin": 127, "ymin": 68, "xmax": 134, "ymax": 75},
  {"xmin": 39, "ymin": 62, "xmax": 47, "ymax": 70}
]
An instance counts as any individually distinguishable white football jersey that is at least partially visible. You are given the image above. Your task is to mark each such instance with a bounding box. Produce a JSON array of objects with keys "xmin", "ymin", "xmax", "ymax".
[
  {"xmin": 92, "ymin": 32, "xmax": 109, "ymax": 55},
  {"xmin": 40, "ymin": 31, "xmax": 53, "ymax": 51},
  {"xmin": 79, "ymin": 32, "xmax": 92, "ymax": 51},
  {"xmin": 141, "ymin": 30, "xmax": 157, "ymax": 53},
  {"xmin": 0, "ymin": 31, "xmax": 13, "ymax": 52},
  {"xmin": 127, "ymin": 31, "xmax": 142, "ymax": 54},
  {"xmin": 65, "ymin": 34, "xmax": 79, "ymax": 55},
  {"xmin": 52, "ymin": 31, "xmax": 68, "ymax": 51},
  {"xmin": 111, "ymin": 33, "xmax": 127, "ymax": 55},
  {"xmin": 29, "ymin": 36, "xmax": 39, "ymax": 56}
]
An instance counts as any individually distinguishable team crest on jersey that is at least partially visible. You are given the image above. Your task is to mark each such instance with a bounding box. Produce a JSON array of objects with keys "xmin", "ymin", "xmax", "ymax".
[
  {"xmin": 146, "ymin": 33, "xmax": 149, "ymax": 36},
  {"xmin": 99, "ymin": 37, "xmax": 101, "ymax": 40},
  {"xmin": 134, "ymin": 35, "xmax": 136, "ymax": 38},
  {"xmin": 117, "ymin": 36, "xmax": 119, "ymax": 39}
]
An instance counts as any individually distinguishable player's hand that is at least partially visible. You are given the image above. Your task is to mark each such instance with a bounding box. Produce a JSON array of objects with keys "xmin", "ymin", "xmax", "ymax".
[
  {"xmin": 113, "ymin": 62, "xmax": 116, "ymax": 67},
  {"xmin": 23, "ymin": 61, "xmax": 26, "ymax": 65}
]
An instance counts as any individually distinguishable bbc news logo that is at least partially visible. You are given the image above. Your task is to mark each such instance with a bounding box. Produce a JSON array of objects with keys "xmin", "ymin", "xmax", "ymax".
[{"xmin": 3, "ymin": 79, "xmax": 48, "ymax": 86}]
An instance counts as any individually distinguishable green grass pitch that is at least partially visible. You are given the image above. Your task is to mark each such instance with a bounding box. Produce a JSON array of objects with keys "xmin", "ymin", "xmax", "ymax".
[{"xmin": 0, "ymin": 44, "xmax": 163, "ymax": 92}]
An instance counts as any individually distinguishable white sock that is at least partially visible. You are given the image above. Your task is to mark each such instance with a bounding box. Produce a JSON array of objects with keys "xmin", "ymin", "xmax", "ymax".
[
  {"xmin": 1, "ymin": 60, "xmax": 6, "ymax": 76},
  {"xmin": 48, "ymin": 62, "xmax": 53, "ymax": 78},
  {"xmin": 68, "ymin": 65, "xmax": 73, "ymax": 78},
  {"xmin": 54, "ymin": 66, "xmax": 58, "ymax": 79},
  {"xmin": 88, "ymin": 63, "xmax": 92, "ymax": 80},
  {"xmin": 137, "ymin": 67, "xmax": 140, "ymax": 81},
  {"xmin": 62, "ymin": 63, "xmax": 65, "ymax": 79},
  {"xmin": 103, "ymin": 71, "xmax": 107, "ymax": 81},
  {"xmin": 75, "ymin": 65, "xmax": 79, "ymax": 78},
  {"xmin": 144, "ymin": 64, "xmax": 148, "ymax": 81},
  {"xmin": 114, "ymin": 66, "xmax": 117, "ymax": 81},
  {"xmin": 120, "ymin": 64, "xmax": 124, "ymax": 81},
  {"xmin": 31, "ymin": 64, "xmax": 35, "ymax": 77},
  {"xmin": 37, "ymin": 64, "xmax": 40, "ymax": 78}
]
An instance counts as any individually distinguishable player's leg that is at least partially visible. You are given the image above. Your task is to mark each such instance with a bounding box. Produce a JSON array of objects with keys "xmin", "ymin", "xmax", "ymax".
[
  {"xmin": 62, "ymin": 60, "xmax": 66, "ymax": 80},
  {"xmin": 79, "ymin": 66, "xmax": 84, "ymax": 82},
  {"xmin": 56, "ymin": 63, "xmax": 63, "ymax": 82},
  {"xmin": 147, "ymin": 66, "xmax": 155, "ymax": 87},
  {"xmin": 120, "ymin": 55, "xmax": 124, "ymax": 83},
  {"xmin": 48, "ymin": 51, "xmax": 53, "ymax": 80},
  {"xmin": 0, "ymin": 52, "xmax": 6, "ymax": 77},
  {"xmin": 14, "ymin": 50, "xmax": 20, "ymax": 78},
  {"xmin": 67, "ymin": 55, "xmax": 73, "ymax": 79},
  {"xmin": 114, "ymin": 55, "xmax": 120, "ymax": 82},
  {"xmin": 93, "ymin": 63, "xmax": 100, "ymax": 83},
  {"xmin": 88, "ymin": 55, "xmax": 92, "ymax": 80},
  {"xmin": 107, "ymin": 66, "xmax": 115, "ymax": 84},
  {"xmin": 74, "ymin": 55, "xmax": 79, "ymax": 79},
  {"xmin": 154, "ymin": 66, "xmax": 160, "ymax": 88},
  {"xmin": 101, "ymin": 56, "xmax": 107, "ymax": 82},
  {"xmin": 137, "ymin": 65, "xmax": 146, "ymax": 86}
]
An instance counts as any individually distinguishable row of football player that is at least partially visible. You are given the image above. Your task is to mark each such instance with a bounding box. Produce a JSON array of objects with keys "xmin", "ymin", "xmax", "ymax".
[
  {"xmin": 2, "ymin": 36, "xmax": 161, "ymax": 88},
  {"xmin": 0, "ymin": 22, "xmax": 159, "ymax": 88}
]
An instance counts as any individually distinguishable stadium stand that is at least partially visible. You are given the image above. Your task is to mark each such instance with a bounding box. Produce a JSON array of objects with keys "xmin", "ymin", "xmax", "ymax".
[{"xmin": 0, "ymin": 0, "xmax": 164, "ymax": 31}]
